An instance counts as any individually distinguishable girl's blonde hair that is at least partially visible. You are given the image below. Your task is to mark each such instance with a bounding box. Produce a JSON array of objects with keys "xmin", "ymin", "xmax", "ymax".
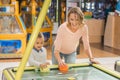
[
  {"xmin": 67, "ymin": 7, "xmax": 85, "ymax": 27},
  {"xmin": 37, "ymin": 32, "xmax": 44, "ymax": 42}
]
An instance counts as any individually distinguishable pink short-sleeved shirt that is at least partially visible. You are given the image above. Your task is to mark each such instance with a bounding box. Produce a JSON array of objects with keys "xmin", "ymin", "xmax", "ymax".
[{"xmin": 54, "ymin": 22, "xmax": 90, "ymax": 54}]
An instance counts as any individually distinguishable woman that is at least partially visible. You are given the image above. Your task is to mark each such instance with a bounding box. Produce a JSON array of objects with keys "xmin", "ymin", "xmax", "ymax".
[{"xmin": 52, "ymin": 7, "xmax": 99, "ymax": 67}]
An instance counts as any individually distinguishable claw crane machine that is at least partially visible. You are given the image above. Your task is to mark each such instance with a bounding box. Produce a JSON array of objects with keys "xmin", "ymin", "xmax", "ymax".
[
  {"xmin": 20, "ymin": 0, "xmax": 53, "ymax": 46},
  {"xmin": 0, "ymin": 0, "xmax": 27, "ymax": 60}
]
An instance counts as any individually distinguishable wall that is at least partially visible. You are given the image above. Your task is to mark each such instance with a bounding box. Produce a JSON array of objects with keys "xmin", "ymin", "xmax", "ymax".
[
  {"xmin": 85, "ymin": 19, "xmax": 105, "ymax": 43},
  {"xmin": 104, "ymin": 15, "xmax": 120, "ymax": 49}
]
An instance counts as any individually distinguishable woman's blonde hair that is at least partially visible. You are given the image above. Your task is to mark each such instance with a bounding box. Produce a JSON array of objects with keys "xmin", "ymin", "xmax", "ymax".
[{"xmin": 67, "ymin": 7, "xmax": 85, "ymax": 27}]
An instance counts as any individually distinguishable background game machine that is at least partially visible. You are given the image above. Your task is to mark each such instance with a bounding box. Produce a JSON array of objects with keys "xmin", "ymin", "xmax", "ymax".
[
  {"xmin": 0, "ymin": 0, "xmax": 27, "ymax": 60},
  {"xmin": 20, "ymin": 0, "xmax": 53, "ymax": 46}
]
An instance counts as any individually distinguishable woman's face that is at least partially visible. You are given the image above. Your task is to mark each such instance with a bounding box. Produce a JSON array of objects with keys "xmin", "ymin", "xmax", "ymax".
[
  {"xmin": 34, "ymin": 38, "xmax": 44, "ymax": 51},
  {"xmin": 68, "ymin": 13, "xmax": 80, "ymax": 29}
]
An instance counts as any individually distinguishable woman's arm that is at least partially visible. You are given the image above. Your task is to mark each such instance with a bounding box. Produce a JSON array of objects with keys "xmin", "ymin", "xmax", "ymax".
[
  {"xmin": 84, "ymin": 47, "xmax": 99, "ymax": 64},
  {"xmin": 82, "ymin": 25, "xmax": 99, "ymax": 64},
  {"xmin": 54, "ymin": 50, "xmax": 66, "ymax": 66}
]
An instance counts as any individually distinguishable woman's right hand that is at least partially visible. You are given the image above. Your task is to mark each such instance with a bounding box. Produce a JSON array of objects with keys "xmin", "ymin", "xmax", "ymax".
[
  {"xmin": 54, "ymin": 51, "xmax": 66, "ymax": 66},
  {"xmin": 58, "ymin": 60, "xmax": 66, "ymax": 67}
]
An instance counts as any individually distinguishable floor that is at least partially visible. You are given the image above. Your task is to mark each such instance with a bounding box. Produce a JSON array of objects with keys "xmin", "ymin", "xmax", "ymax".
[{"xmin": 0, "ymin": 43, "xmax": 120, "ymax": 79}]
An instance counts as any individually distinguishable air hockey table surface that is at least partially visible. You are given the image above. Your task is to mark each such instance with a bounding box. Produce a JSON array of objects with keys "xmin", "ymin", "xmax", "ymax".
[{"xmin": 2, "ymin": 63, "xmax": 120, "ymax": 80}]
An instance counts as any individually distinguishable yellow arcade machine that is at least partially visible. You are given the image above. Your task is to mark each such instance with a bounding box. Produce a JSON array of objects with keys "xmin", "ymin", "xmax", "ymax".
[
  {"xmin": 0, "ymin": 0, "xmax": 27, "ymax": 60},
  {"xmin": 20, "ymin": 0, "xmax": 53, "ymax": 46}
]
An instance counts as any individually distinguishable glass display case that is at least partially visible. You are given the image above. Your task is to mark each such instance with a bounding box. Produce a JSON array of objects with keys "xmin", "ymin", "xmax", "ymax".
[{"xmin": 0, "ymin": 15, "xmax": 22, "ymax": 33}]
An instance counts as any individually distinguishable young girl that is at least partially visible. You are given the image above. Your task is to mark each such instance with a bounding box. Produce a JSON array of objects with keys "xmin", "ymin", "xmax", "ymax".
[
  {"xmin": 52, "ymin": 7, "xmax": 99, "ymax": 67},
  {"xmin": 28, "ymin": 33, "xmax": 50, "ymax": 69}
]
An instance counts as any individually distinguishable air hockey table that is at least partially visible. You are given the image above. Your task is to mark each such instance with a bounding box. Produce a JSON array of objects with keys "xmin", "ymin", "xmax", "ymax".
[{"xmin": 2, "ymin": 63, "xmax": 120, "ymax": 80}]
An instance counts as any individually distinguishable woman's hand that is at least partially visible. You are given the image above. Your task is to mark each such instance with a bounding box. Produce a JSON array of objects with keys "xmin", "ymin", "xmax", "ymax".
[
  {"xmin": 58, "ymin": 60, "xmax": 66, "ymax": 67},
  {"xmin": 89, "ymin": 58, "xmax": 100, "ymax": 64}
]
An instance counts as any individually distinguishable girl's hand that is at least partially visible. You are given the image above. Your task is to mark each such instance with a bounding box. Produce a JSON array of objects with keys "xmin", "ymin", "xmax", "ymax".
[
  {"xmin": 40, "ymin": 64, "xmax": 46, "ymax": 69},
  {"xmin": 40, "ymin": 62, "xmax": 50, "ymax": 69}
]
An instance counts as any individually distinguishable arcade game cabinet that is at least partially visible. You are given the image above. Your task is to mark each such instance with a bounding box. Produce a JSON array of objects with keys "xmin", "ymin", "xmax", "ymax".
[
  {"xmin": 20, "ymin": 0, "xmax": 53, "ymax": 46},
  {"xmin": 0, "ymin": 0, "xmax": 27, "ymax": 60}
]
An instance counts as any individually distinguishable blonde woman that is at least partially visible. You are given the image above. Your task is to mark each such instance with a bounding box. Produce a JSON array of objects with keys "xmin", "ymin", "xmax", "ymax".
[{"xmin": 52, "ymin": 7, "xmax": 99, "ymax": 67}]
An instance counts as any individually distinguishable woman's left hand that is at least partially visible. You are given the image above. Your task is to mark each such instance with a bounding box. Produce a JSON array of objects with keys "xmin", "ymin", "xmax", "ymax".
[{"xmin": 90, "ymin": 58, "xmax": 100, "ymax": 64}]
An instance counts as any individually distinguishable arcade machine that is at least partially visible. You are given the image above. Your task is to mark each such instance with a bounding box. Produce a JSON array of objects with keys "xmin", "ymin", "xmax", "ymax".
[
  {"xmin": 81, "ymin": 0, "xmax": 94, "ymax": 19},
  {"xmin": 20, "ymin": 0, "xmax": 53, "ymax": 46},
  {"xmin": 80, "ymin": 0, "xmax": 105, "ymax": 19},
  {"xmin": 0, "ymin": 0, "xmax": 27, "ymax": 60}
]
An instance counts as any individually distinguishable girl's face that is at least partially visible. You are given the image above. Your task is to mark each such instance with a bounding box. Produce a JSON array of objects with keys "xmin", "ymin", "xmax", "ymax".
[
  {"xmin": 69, "ymin": 13, "xmax": 81, "ymax": 29},
  {"xmin": 34, "ymin": 38, "xmax": 44, "ymax": 51}
]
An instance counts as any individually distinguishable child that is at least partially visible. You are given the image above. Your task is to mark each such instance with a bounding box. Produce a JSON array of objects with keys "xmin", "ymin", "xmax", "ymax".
[
  {"xmin": 28, "ymin": 33, "xmax": 50, "ymax": 69},
  {"xmin": 52, "ymin": 7, "xmax": 99, "ymax": 67}
]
